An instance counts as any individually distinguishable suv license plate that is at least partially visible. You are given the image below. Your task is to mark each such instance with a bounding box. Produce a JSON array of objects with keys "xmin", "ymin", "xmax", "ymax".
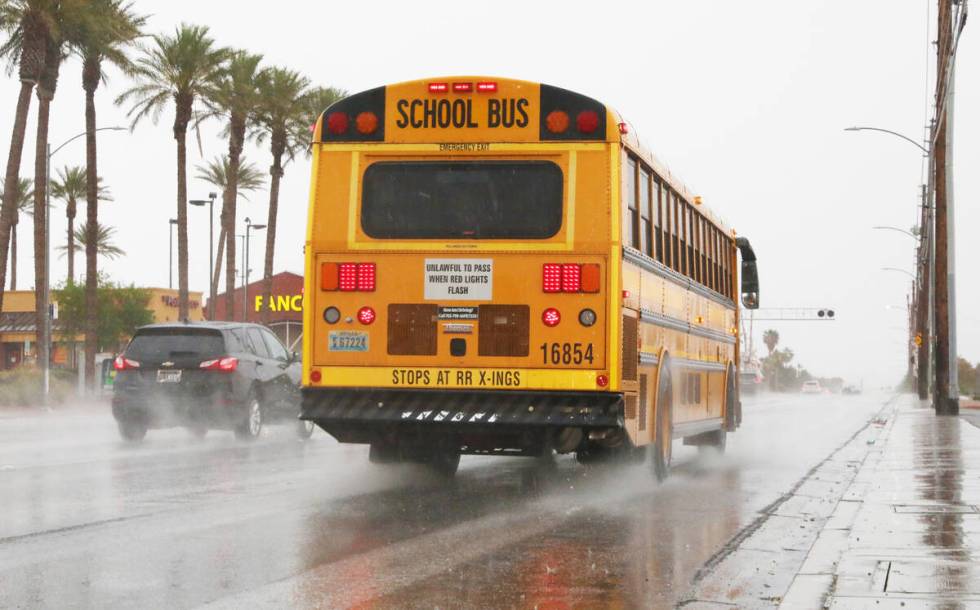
[{"xmin": 157, "ymin": 369, "xmax": 182, "ymax": 383}]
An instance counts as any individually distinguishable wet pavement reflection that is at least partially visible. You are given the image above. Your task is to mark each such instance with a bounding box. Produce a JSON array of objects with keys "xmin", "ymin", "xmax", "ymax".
[{"xmin": 0, "ymin": 394, "xmax": 885, "ymax": 609}]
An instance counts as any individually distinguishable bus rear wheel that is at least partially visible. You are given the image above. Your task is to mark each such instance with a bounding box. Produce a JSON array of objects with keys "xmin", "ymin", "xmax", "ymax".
[{"xmin": 651, "ymin": 357, "xmax": 673, "ymax": 482}]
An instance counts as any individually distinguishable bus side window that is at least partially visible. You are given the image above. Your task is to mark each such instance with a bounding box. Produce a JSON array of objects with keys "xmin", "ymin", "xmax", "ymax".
[
  {"xmin": 715, "ymin": 229, "xmax": 723, "ymax": 294},
  {"xmin": 721, "ymin": 235, "xmax": 732, "ymax": 298},
  {"xmin": 653, "ymin": 178, "xmax": 663, "ymax": 263},
  {"xmin": 709, "ymin": 225, "xmax": 718, "ymax": 292},
  {"xmin": 700, "ymin": 216, "xmax": 708, "ymax": 287},
  {"xmin": 674, "ymin": 194, "xmax": 687, "ymax": 275},
  {"xmin": 664, "ymin": 187, "xmax": 674, "ymax": 269},
  {"xmin": 639, "ymin": 167, "xmax": 651, "ymax": 257},
  {"xmin": 692, "ymin": 212, "xmax": 702, "ymax": 284},
  {"xmin": 686, "ymin": 206, "xmax": 695, "ymax": 280},
  {"xmin": 626, "ymin": 157, "xmax": 639, "ymax": 249},
  {"xmin": 673, "ymin": 193, "xmax": 682, "ymax": 274}
]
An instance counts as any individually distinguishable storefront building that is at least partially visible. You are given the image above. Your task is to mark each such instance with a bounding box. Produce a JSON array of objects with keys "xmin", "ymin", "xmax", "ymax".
[
  {"xmin": 207, "ymin": 271, "xmax": 303, "ymax": 348},
  {"xmin": 0, "ymin": 288, "xmax": 203, "ymax": 371}
]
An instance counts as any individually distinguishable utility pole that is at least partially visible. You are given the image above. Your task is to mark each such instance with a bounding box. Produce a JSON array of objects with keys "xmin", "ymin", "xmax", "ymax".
[
  {"xmin": 915, "ymin": 184, "xmax": 931, "ymax": 399},
  {"xmin": 932, "ymin": 0, "xmax": 960, "ymax": 415}
]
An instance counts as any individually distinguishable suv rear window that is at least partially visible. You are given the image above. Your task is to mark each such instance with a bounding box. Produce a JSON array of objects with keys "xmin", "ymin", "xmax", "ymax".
[
  {"xmin": 125, "ymin": 328, "xmax": 225, "ymax": 361},
  {"xmin": 361, "ymin": 161, "xmax": 563, "ymax": 239}
]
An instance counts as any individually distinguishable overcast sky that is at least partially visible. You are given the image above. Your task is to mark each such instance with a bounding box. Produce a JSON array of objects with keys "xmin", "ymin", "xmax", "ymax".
[{"xmin": 2, "ymin": 0, "xmax": 975, "ymax": 387}]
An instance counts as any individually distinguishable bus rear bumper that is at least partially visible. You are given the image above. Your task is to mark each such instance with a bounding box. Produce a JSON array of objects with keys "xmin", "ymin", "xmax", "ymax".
[{"xmin": 301, "ymin": 388, "xmax": 624, "ymax": 453}]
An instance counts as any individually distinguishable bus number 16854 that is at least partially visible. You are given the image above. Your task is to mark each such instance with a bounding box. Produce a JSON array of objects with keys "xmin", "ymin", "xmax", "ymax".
[{"xmin": 539, "ymin": 343, "xmax": 594, "ymax": 366}]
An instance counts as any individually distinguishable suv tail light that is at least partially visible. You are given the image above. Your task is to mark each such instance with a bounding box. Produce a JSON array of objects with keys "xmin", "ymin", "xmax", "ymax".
[
  {"xmin": 199, "ymin": 356, "xmax": 239, "ymax": 372},
  {"xmin": 113, "ymin": 356, "xmax": 140, "ymax": 371},
  {"xmin": 542, "ymin": 263, "xmax": 600, "ymax": 293},
  {"xmin": 321, "ymin": 262, "xmax": 376, "ymax": 292}
]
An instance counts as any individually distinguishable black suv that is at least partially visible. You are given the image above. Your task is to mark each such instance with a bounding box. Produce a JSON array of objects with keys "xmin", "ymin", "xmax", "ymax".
[{"xmin": 111, "ymin": 322, "xmax": 310, "ymax": 441}]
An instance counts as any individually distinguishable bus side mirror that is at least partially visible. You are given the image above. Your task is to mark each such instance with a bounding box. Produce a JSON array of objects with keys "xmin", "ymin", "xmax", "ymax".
[{"xmin": 735, "ymin": 237, "xmax": 759, "ymax": 310}]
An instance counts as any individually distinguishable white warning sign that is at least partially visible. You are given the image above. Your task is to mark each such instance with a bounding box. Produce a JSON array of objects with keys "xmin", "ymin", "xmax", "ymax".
[{"xmin": 424, "ymin": 259, "xmax": 492, "ymax": 301}]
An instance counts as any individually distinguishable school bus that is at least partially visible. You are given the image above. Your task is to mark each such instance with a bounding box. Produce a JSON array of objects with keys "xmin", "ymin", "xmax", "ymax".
[{"xmin": 301, "ymin": 76, "xmax": 760, "ymax": 478}]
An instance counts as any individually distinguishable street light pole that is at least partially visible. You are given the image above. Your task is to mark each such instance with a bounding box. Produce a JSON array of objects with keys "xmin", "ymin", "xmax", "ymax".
[
  {"xmin": 243, "ymin": 217, "xmax": 266, "ymax": 323},
  {"xmin": 190, "ymin": 192, "xmax": 217, "ymax": 319},
  {"xmin": 846, "ymin": 125, "xmax": 934, "ymax": 403},
  {"xmin": 42, "ymin": 126, "xmax": 126, "ymax": 400}
]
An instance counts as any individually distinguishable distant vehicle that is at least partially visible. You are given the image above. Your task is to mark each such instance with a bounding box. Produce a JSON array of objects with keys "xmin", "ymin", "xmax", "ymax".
[
  {"xmin": 111, "ymin": 322, "xmax": 311, "ymax": 442},
  {"xmin": 801, "ymin": 380, "xmax": 823, "ymax": 395},
  {"xmin": 842, "ymin": 384, "xmax": 861, "ymax": 395},
  {"xmin": 739, "ymin": 359, "xmax": 764, "ymax": 395}
]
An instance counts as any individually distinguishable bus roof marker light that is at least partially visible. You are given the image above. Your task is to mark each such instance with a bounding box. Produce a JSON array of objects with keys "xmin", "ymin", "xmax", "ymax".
[
  {"xmin": 542, "ymin": 308, "xmax": 561, "ymax": 327},
  {"xmin": 326, "ymin": 112, "xmax": 349, "ymax": 135},
  {"xmin": 476, "ymin": 81, "xmax": 497, "ymax": 93},
  {"xmin": 545, "ymin": 110, "xmax": 569, "ymax": 134},
  {"xmin": 452, "ymin": 82, "xmax": 473, "ymax": 93},
  {"xmin": 618, "ymin": 122, "xmax": 629, "ymax": 134},
  {"xmin": 576, "ymin": 110, "xmax": 599, "ymax": 134},
  {"xmin": 428, "ymin": 82, "xmax": 449, "ymax": 93},
  {"xmin": 355, "ymin": 111, "xmax": 379, "ymax": 135}
]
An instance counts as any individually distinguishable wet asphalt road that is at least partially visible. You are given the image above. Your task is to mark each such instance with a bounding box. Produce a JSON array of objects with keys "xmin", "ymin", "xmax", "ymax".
[{"xmin": 0, "ymin": 393, "xmax": 890, "ymax": 609}]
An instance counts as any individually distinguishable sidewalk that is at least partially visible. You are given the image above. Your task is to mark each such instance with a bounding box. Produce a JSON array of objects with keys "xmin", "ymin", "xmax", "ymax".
[{"xmin": 782, "ymin": 396, "xmax": 980, "ymax": 608}]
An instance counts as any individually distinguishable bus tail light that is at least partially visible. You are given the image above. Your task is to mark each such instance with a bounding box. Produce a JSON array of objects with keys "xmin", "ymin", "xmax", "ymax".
[
  {"xmin": 596, "ymin": 374, "xmax": 609, "ymax": 388},
  {"xmin": 357, "ymin": 306, "xmax": 376, "ymax": 325},
  {"xmin": 339, "ymin": 264, "xmax": 358, "ymax": 291},
  {"xmin": 581, "ymin": 264, "xmax": 601, "ymax": 293},
  {"xmin": 561, "ymin": 264, "xmax": 580, "ymax": 292},
  {"xmin": 476, "ymin": 81, "xmax": 497, "ymax": 93},
  {"xmin": 542, "ymin": 263, "xmax": 601, "ymax": 293},
  {"xmin": 542, "ymin": 308, "xmax": 561, "ymax": 327},
  {"xmin": 310, "ymin": 370, "xmax": 322, "ymax": 383},
  {"xmin": 542, "ymin": 264, "xmax": 561, "ymax": 293},
  {"xmin": 428, "ymin": 82, "xmax": 448, "ymax": 93},
  {"xmin": 322, "ymin": 262, "xmax": 376, "ymax": 292}
]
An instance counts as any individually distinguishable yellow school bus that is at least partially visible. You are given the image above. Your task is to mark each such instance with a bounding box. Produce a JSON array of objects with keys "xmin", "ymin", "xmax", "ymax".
[{"xmin": 301, "ymin": 76, "xmax": 759, "ymax": 478}]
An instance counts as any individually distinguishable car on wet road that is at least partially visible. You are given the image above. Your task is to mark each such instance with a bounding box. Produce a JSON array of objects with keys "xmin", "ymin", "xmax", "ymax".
[
  {"xmin": 801, "ymin": 380, "xmax": 823, "ymax": 394},
  {"xmin": 111, "ymin": 322, "xmax": 311, "ymax": 441}
]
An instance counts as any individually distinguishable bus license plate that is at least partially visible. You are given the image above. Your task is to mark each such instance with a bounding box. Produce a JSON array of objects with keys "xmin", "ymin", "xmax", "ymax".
[
  {"xmin": 329, "ymin": 331, "xmax": 369, "ymax": 352},
  {"xmin": 157, "ymin": 369, "xmax": 182, "ymax": 383}
]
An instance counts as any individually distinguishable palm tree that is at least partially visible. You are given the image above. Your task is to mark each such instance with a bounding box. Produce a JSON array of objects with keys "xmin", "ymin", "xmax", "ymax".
[
  {"xmin": 195, "ymin": 154, "xmax": 264, "ymax": 316},
  {"xmin": 763, "ymin": 329, "xmax": 779, "ymax": 356},
  {"xmin": 1, "ymin": 177, "xmax": 33, "ymax": 290},
  {"xmin": 51, "ymin": 165, "xmax": 111, "ymax": 284},
  {"xmin": 76, "ymin": 0, "xmax": 143, "ymax": 388},
  {"xmin": 116, "ymin": 23, "xmax": 227, "ymax": 320},
  {"xmin": 255, "ymin": 72, "xmax": 335, "ymax": 322},
  {"xmin": 202, "ymin": 50, "xmax": 263, "ymax": 320},
  {"xmin": 57, "ymin": 221, "xmax": 124, "ymax": 260},
  {"xmin": 0, "ymin": 0, "xmax": 58, "ymax": 312}
]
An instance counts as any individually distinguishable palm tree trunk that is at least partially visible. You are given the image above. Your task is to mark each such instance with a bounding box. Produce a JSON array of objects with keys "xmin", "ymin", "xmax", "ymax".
[
  {"xmin": 223, "ymin": 118, "xmax": 245, "ymax": 321},
  {"xmin": 9, "ymin": 225, "xmax": 16, "ymax": 290},
  {"xmin": 262, "ymin": 157, "xmax": 284, "ymax": 325},
  {"xmin": 66, "ymin": 199, "xmax": 75, "ymax": 284},
  {"xmin": 0, "ymin": 81, "xmax": 36, "ymax": 312},
  {"xmin": 211, "ymin": 224, "xmax": 225, "ymax": 318},
  {"xmin": 176, "ymin": 129, "xmax": 189, "ymax": 320},
  {"xmin": 34, "ymin": 93, "xmax": 51, "ymax": 375},
  {"xmin": 84, "ymin": 85, "xmax": 99, "ymax": 388}
]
